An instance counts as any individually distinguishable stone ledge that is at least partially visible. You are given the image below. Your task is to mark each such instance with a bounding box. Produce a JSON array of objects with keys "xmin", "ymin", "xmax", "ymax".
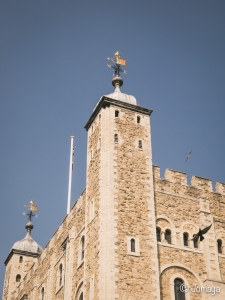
[{"xmin": 157, "ymin": 242, "xmax": 203, "ymax": 253}]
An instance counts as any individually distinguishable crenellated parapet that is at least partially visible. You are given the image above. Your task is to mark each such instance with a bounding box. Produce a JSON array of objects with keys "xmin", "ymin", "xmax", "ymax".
[
  {"xmin": 153, "ymin": 165, "xmax": 224, "ymax": 195},
  {"xmin": 153, "ymin": 165, "xmax": 225, "ymax": 226}
]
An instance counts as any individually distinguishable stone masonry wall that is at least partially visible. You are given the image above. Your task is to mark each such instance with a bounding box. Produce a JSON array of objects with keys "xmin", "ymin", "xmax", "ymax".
[
  {"xmin": 3, "ymin": 253, "xmax": 37, "ymax": 300},
  {"xmin": 158, "ymin": 245, "xmax": 206, "ymax": 280},
  {"xmin": 219, "ymin": 257, "xmax": 225, "ymax": 282},
  {"xmin": 114, "ymin": 108, "xmax": 159, "ymax": 299},
  {"xmin": 160, "ymin": 266, "xmax": 203, "ymax": 300}
]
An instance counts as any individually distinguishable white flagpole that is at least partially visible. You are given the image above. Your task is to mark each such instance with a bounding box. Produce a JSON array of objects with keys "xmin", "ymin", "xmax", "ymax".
[{"xmin": 67, "ymin": 135, "xmax": 74, "ymax": 214}]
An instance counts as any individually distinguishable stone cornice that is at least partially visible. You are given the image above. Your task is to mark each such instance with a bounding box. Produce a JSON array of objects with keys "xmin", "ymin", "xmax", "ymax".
[
  {"xmin": 4, "ymin": 249, "xmax": 41, "ymax": 266},
  {"xmin": 84, "ymin": 96, "xmax": 153, "ymax": 131}
]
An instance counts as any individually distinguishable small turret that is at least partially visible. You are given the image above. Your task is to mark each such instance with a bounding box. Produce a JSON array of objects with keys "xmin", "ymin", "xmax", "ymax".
[{"xmin": 2, "ymin": 200, "xmax": 42, "ymax": 300}]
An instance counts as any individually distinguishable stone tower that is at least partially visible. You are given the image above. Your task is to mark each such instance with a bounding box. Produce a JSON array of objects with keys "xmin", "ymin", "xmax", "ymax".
[
  {"xmin": 84, "ymin": 73, "xmax": 160, "ymax": 299},
  {"xmin": 2, "ymin": 205, "xmax": 42, "ymax": 300}
]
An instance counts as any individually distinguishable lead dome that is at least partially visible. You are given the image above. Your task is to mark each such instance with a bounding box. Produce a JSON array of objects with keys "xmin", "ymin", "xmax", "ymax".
[
  {"xmin": 12, "ymin": 221, "xmax": 42, "ymax": 254},
  {"xmin": 105, "ymin": 76, "xmax": 138, "ymax": 106}
]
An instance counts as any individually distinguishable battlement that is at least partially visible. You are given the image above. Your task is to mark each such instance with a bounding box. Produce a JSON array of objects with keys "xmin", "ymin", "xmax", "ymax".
[
  {"xmin": 191, "ymin": 175, "xmax": 212, "ymax": 192},
  {"xmin": 165, "ymin": 168, "xmax": 187, "ymax": 185},
  {"xmin": 153, "ymin": 166, "xmax": 225, "ymax": 195},
  {"xmin": 215, "ymin": 182, "xmax": 225, "ymax": 194}
]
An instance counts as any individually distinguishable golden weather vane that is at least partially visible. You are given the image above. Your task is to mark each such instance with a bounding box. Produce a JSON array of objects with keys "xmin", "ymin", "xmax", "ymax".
[
  {"xmin": 22, "ymin": 199, "xmax": 38, "ymax": 221},
  {"xmin": 107, "ymin": 51, "xmax": 127, "ymax": 77}
]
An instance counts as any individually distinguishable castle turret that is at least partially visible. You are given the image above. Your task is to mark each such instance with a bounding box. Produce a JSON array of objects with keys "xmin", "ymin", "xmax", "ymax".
[{"xmin": 2, "ymin": 201, "xmax": 42, "ymax": 300}]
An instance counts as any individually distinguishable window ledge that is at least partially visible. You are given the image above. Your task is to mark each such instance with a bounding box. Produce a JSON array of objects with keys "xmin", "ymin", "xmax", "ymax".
[
  {"xmin": 128, "ymin": 251, "xmax": 140, "ymax": 257},
  {"xmin": 55, "ymin": 284, "xmax": 63, "ymax": 295},
  {"xmin": 157, "ymin": 242, "xmax": 203, "ymax": 253},
  {"xmin": 218, "ymin": 253, "xmax": 225, "ymax": 258},
  {"xmin": 77, "ymin": 260, "xmax": 84, "ymax": 270}
]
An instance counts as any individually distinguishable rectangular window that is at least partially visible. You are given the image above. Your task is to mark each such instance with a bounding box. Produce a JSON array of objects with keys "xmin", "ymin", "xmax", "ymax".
[{"xmin": 127, "ymin": 236, "xmax": 140, "ymax": 256}]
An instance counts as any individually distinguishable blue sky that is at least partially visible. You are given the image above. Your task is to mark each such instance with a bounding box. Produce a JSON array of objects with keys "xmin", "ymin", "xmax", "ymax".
[{"xmin": 0, "ymin": 0, "xmax": 225, "ymax": 293}]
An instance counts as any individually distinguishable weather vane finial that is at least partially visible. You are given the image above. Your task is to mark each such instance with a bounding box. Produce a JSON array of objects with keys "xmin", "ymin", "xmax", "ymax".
[
  {"xmin": 107, "ymin": 51, "xmax": 127, "ymax": 77},
  {"xmin": 23, "ymin": 199, "xmax": 38, "ymax": 222}
]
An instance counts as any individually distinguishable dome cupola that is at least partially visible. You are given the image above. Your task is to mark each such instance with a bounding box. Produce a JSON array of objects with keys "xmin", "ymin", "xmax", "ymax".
[{"xmin": 105, "ymin": 76, "xmax": 137, "ymax": 105}]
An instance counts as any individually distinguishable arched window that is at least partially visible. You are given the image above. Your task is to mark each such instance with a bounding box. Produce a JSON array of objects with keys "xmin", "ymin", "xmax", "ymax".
[
  {"xmin": 165, "ymin": 229, "xmax": 171, "ymax": 244},
  {"xmin": 114, "ymin": 134, "xmax": 118, "ymax": 143},
  {"xmin": 183, "ymin": 232, "xmax": 189, "ymax": 246},
  {"xmin": 16, "ymin": 274, "xmax": 21, "ymax": 282},
  {"xmin": 59, "ymin": 264, "xmax": 63, "ymax": 286},
  {"xmin": 91, "ymin": 125, "xmax": 93, "ymax": 132},
  {"xmin": 99, "ymin": 114, "xmax": 101, "ymax": 120},
  {"xmin": 81, "ymin": 236, "xmax": 85, "ymax": 260},
  {"xmin": 217, "ymin": 239, "xmax": 222, "ymax": 254},
  {"xmin": 41, "ymin": 287, "xmax": 44, "ymax": 300},
  {"xmin": 115, "ymin": 110, "xmax": 119, "ymax": 117},
  {"xmin": 138, "ymin": 140, "xmax": 142, "ymax": 149},
  {"xmin": 156, "ymin": 227, "xmax": 161, "ymax": 242},
  {"xmin": 137, "ymin": 116, "xmax": 140, "ymax": 124},
  {"xmin": 79, "ymin": 292, "xmax": 83, "ymax": 300},
  {"xmin": 194, "ymin": 238, "xmax": 198, "ymax": 249},
  {"xmin": 131, "ymin": 239, "xmax": 135, "ymax": 252},
  {"xmin": 174, "ymin": 278, "xmax": 185, "ymax": 300},
  {"xmin": 19, "ymin": 256, "xmax": 23, "ymax": 263}
]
